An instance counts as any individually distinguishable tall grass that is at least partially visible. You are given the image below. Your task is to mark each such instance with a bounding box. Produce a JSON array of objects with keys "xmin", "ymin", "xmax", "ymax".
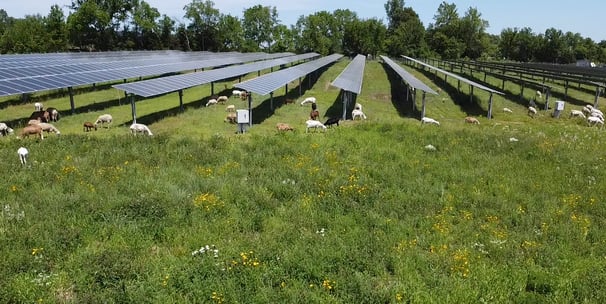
[{"xmin": 1, "ymin": 59, "xmax": 606, "ymax": 303}]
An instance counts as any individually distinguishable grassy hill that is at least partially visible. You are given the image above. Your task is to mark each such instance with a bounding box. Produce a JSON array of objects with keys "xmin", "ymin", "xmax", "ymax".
[{"xmin": 1, "ymin": 58, "xmax": 605, "ymax": 303}]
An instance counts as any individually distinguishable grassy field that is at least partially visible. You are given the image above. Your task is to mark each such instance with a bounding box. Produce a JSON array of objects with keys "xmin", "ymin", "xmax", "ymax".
[{"xmin": 1, "ymin": 58, "xmax": 606, "ymax": 303}]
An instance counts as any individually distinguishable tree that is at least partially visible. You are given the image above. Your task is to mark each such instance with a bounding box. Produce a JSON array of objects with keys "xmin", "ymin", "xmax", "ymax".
[
  {"xmin": 343, "ymin": 18, "xmax": 386, "ymax": 57},
  {"xmin": 158, "ymin": 15, "xmax": 176, "ymax": 49},
  {"xmin": 459, "ymin": 7, "xmax": 489, "ymax": 59},
  {"xmin": 0, "ymin": 9, "xmax": 14, "ymax": 38},
  {"xmin": 216, "ymin": 14, "xmax": 243, "ymax": 51},
  {"xmin": 384, "ymin": 0, "xmax": 426, "ymax": 57},
  {"xmin": 426, "ymin": 1, "xmax": 463, "ymax": 59},
  {"xmin": 272, "ymin": 24, "xmax": 295, "ymax": 53},
  {"xmin": 67, "ymin": 0, "xmax": 111, "ymax": 50},
  {"xmin": 0, "ymin": 15, "xmax": 48, "ymax": 53},
  {"xmin": 242, "ymin": 5, "xmax": 278, "ymax": 52},
  {"xmin": 46, "ymin": 5, "xmax": 68, "ymax": 52},
  {"xmin": 184, "ymin": 0, "xmax": 220, "ymax": 51},
  {"xmin": 132, "ymin": 0, "xmax": 161, "ymax": 50}
]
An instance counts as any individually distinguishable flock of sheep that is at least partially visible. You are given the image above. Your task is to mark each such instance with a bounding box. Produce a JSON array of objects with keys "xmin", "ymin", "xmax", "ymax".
[{"xmin": 276, "ymin": 96, "xmax": 367, "ymax": 133}]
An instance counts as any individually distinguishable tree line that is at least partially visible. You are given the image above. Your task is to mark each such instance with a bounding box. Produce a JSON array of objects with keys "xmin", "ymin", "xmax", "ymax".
[{"xmin": 1, "ymin": 0, "xmax": 605, "ymax": 64}]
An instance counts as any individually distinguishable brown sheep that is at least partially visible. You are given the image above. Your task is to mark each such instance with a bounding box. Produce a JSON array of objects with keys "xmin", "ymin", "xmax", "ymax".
[
  {"xmin": 83, "ymin": 121, "xmax": 97, "ymax": 132},
  {"xmin": 224, "ymin": 112, "xmax": 237, "ymax": 124},
  {"xmin": 464, "ymin": 117, "xmax": 480, "ymax": 124},
  {"xmin": 276, "ymin": 123, "xmax": 294, "ymax": 131},
  {"xmin": 19, "ymin": 124, "xmax": 44, "ymax": 140}
]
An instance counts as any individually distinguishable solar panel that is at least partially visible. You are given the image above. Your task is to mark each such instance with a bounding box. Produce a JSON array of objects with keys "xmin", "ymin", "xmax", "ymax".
[
  {"xmin": 381, "ymin": 56, "xmax": 437, "ymax": 94},
  {"xmin": 113, "ymin": 53, "xmax": 320, "ymax": 97},
  {"xmin": 402, "ymin": 55, "xmax": 503, "ymax": 95},
  {"xmin": 331, "ymin": 54, "xmax": 366, "ymax": 94},
  {"xmin": 236, "ymin": 54, "xmax": 343, "ymax": 96}
]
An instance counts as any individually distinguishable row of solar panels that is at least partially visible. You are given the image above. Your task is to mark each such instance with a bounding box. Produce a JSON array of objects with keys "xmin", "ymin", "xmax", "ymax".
[
  {"xmin": 0, "ymin": 52, "xmax": 293, "ymax": 97},
  {"xmin": 113, "ymin": 53, "xmax": 321, "ymax": 97},
  {"xmin": 331, "ymin": 54, "xmax": 366, "ymax": 95},
  {"xmin": 0, "ymin": 50, "xmax": 194, "ymax": 66}
]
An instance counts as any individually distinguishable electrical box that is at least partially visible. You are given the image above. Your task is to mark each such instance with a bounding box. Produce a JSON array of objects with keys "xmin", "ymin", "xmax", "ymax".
[
  {"xmin": 553, "ymin": 100, "xmax": 565, "ymax": 118},
  {"xmin": 236, "ymin": 110, "xmax": 249, "ymax": 124}
]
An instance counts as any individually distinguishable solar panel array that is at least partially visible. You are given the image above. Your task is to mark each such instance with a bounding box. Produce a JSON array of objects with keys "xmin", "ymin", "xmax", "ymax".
[
  {"xmin": 331, "ymin": 54, "xmax": 366, "ymax": 95},
  {"xmin": 381, "ymin": 56, "xmax": 437, "ymax": 94},
  {"xmin": 113, "ymin": 53, "xmax": 320, "ymax": 97},
  {"xmin": 0, "ymin": 51, "xmax": 293, "ymax": 97},
  {"xmin": 236, "ymin": 54, "xmax": 344, "ymax": 96},
  {"xmin": 402, "ymin": 55, "xmax": 503, "ymax": 95}
]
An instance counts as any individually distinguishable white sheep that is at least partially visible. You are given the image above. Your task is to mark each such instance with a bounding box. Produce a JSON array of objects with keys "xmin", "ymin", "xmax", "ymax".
[
  {"xmin": 536, "ymin": 90, "xmax": 542, "ymax": 99},
  {"xmin": 587, "ymin": 116, "xmax": 604, "ymax": 128},
  {"xmin": 503, "ymin": 108, "xmax": 513, "ymax": 113},
  {"xmin": 226, "ymin": 105, "xmax": 235, "ymax": 112},
  {"xmin": 17, "ymin": 147, "xmax": 28, "ymax": 165},
  {"xmin": 354, "ymin": 102, "xmax": 363, "ymax": 111},
  {"xmin": 206, "ymin": 99, "xmax": 218, "ymax": 107},
  {"xmin": 421, "ymin": 117, "xmax": 440, "ymax": 125},
  {"xmin": 217, "ymin": 96, "xmax": 229, "ymax": 104},
  {"xmin": 37, "ymin": 122, "xmax": 61, "ymax": 135},
  {"xmin": 300, "ymin": 97, "xmax": 316, "ymax": 106},
  {"xmin": 94, "ymin": 114, "xmax": 113, "ymax": 128},
  {"xmin": 34, "ymin": 102, "xmax": 43, "ymax": 111},
  {"xmin": 130, "ymin": 123, "xmax": 153, "ymax": 136},
  {"xmin": 0, "ymin": 122, "xmax": 14, "ymax": 136},
  {"xmin": 528, "ymin": 106, "xmax": 537, "ymax": 117},
  {"xmin": 352, "ymin": 109, "xmax": 367, "ymax": 120},
  {"xmin": 569, "ymin": 109, "xmax": 586, "ymax": 119},
  {"xmin": 305, "ymin": 119, "xmax": 326, "ymax": 133},
  {"xmin": 232, "ymin": 90, "xmax": 242, "ymax": 98}
]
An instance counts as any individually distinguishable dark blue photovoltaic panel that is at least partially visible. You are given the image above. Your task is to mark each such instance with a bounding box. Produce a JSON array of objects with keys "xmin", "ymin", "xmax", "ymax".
[
  {"xmin": 331, "ymin": 54, "xmax": 366, "ymax": 94},
  {"xmin": 381, "ymin": 56, "xmax": 437, "ymax": 94}
]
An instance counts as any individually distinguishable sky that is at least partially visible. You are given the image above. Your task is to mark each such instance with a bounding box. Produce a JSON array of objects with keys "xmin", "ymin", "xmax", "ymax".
[{"xmin": 3, "ymin": 0, "xmax": 606, "ymax": 42}]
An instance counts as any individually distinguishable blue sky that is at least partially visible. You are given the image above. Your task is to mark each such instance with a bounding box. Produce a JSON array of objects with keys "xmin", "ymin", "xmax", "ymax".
[{"xmin": 5, "ymin": 0, "xmax": 606, "ymax": 41}]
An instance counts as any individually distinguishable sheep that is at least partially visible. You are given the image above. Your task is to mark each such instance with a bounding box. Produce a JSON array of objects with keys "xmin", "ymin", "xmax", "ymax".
[
  {"xmin": 587, "ymin": 116, "xmax": 604, "ymax": 128},
  {"xmin": 354, "ymin": 102, "xmax": 363, "ymax": 111},
  {"xmin": 503, "ymin": 108, "xmax": 513, "ymax": 113},
  {"xmin": 206, "ymin": 98, "xmax": 218, "ymax": 107},
  {"xmin": 224, "ymin": 112, "xmax": 237, "ymax": 123},
  {"xmin": 19, "ymin": 124, "xmax": 44, "ymax": 139},
  {"xmin": 352, "ymin": 109, "xmax": 367, "ymax": 120},
  {"xmin": 226, "ymin": 105, "xmax": 236, "ymax": 112},
  {"xmin": 17, "ymin": 147, "xmax": 28, "ymax": 165},
  {"xmin": 0, "ymin": 122, "xmax": 14, "ymax": 136},
  {"xmin": 29, "ymin": 110, "xmax": 50, "ymax": 123},
  {"xmin": 232, "ymin": 90, "xmax": 242, "ymax": 98},
  {"xmin": 240, "ymin": 91, "xmax": 248, "ymax": 100},
  {"xmin": 217, "ymin": 96, "xmax": 229, "ymax": 104},
  {"xmin": 276, "ymin": 123, "xmax": 294, "ymax": 131},
  {"xmin": 310, "ymin": 109, "xmax": 320, "ymax": 120},
  {"xmin": 300, "ymin": 97, "xmax": 316, "ymax": 106},
  {"xmin": 570, "ymin": 109, "xmax": 586, "ymax": 119},
  {"xmin": 536, "ymin": 90, "xmax": 542, "ymax": 99},
  {"xmin": 130, "ymin": 123, "xmax": 153, "ymax": 136},
  {"xmin": 94, "ymin": 114, "xmax": 113, "ymax": 128},
  {"xmin": 83, "ymin": 121, "xmax": 97, "ymax": 132},
  {"xmin": 324, "ymin": 117, "xmax": 340, "ymax": 127},
  {"xmin": 37, "ymin": 122, "xmax": 61, "ymax": 135},
  {"xmin": 582, "ymin": 105, "xmax": 593, "ymax": 115},
  {"xmin": 464, "ymin": 116, "xmax": 480, "ymax": 124},
  {"xmin": 34, "ymin": 102, "xmax": 43, "ymax": 111},
  {"xmin": 305, "ymin": 119, "xmax": 327, "ymax": 133},
  {"xmin": 47, "ymin": 107, "xmax": 60, "ymax": 122},
  {"xmin": 284, "ymin": 98, "xmax": 295, "ymax": 105},
  {"xmin": 421, "ymin": 117, "xmax": 440, "ymax": 125},
  {"xmin": 528, "ymin": 106, "xmax": 537, "ymax": 117}
]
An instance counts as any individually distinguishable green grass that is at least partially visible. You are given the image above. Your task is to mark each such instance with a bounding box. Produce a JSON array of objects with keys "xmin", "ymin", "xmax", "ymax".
[{"xmin": 1, "ymin": 58, "xmax": 606, "ymax": 303}]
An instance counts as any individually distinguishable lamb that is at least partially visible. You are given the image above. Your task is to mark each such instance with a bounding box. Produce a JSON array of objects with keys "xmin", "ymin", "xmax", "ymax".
[
  {"xmin": 528, "ymin": 106, "xmax": 537, "ymax": 117},
  {"xmin": 83, "ymin": 121, "xmax": 97, "ymax": 132},
  {"xmin": 217, "ymin": 96, "xmax": 229, "ymax": 104},
  {"xmin": 310, "ymin": 109, "xmax": 320, "ymax": 120},
  {"xmin": 354, "ymin": 103, "xmax": 363, "ymax": 111},
  {"xmin": 94, "ymin": 114, "xmax": 113, "ymax": 128},
  {"xmin": 305, "ymin": 119, "xmax": 327, "ymax": 133},
  {"xmin": 421, "ymin": 117, "xmax": 440, "ymax": 125},
  {"xmin": 464, "ymin": 116, "xmax": 480, "ymax": 124},
  {"xmin": 570, "ymin": 109, "xmax": 586, "ymax": 119},
  {"xmin": 34, "ymin": 102, "xmax": 43, "ymax": 111},
  {"xmin": 0, "ymin": 122, "xmax": 14, "ymax": 136},
  {"xmin": 130, "ymin": 123, "xmax": 153, "ymax": 136},
  {"xmin": 587, "ymin": 116, "xmax": 604, "ymax": 128},
  {"xmin": 300, "ymin": 97, "xmax": 316, "ymax": 106},
  {"xmin": 276, "ymin": 123, "xmax": 294, "ymax": 131},
  {"xmin": 17, "ymin": 147, "xmax": 28, "ymax": 165},
  {"xmin": 352, "ymin": 109, "xmax": 367, "ymax": 120},
  {"xmin": 503, "ymin": 108, "xmax": 513, "ymax": 113},
  {"xmin": 19, "ymin": 124, "xmax": 44, "ymax": 139},
  {"xmin": 324, "ymin": 117, "xmax": 340, "ymax": 127},
  {"xmin": 226, "ymin": 105, "xmax": 236, "ymax": 112},
  {"xmin": 37, "ymin": 122, "xmax": 61, "ymax": 135},
  {"xmin": 224, "ymin": 112, "xmax": 237, "ymax": 123},
  {"xmin": 206, "ymin": 98, "xmax": 218, "ymax": 107},
  {"xmin": 47, "ymin": 107, "xmax": 60, "ymax": 122}
]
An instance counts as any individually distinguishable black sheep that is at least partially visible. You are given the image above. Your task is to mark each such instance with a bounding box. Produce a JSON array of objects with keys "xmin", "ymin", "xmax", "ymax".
[{"xmin": 324, "ymin": 117, "xmax": 340, "ymax": 127}]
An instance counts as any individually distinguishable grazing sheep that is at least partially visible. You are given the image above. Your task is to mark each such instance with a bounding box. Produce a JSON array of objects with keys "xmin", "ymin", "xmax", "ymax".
[
  {"xmin": 424, "ymin": 144, "xmax": 437, "ymax": 151},
  {"xmin": 47, "ymin": 107, "xmax": 60, "ymax": 122},
  {"xmin": 300, "ymin": 97, "xmax": 316, "ymax": 106},
  {"xmin": 130, "ymin": 123, "xmax": 153, "ymax": 136},
  {"xmin": 503, "ymin": 108, "xmax": 513, "ymax": 113},
  {"xmin": 570, "ymin": 109, "xmax": 586, "ymax": 119},
  {"xmin": 34, "ymin": 102, "xmax": 43, "ymax": 111},
  {"xmin": 224, "ymin": 112, "xmax": 237, "ymax": 123},
  {"xmin": 276, "ymin": 123, "xmax": 294, "ymax": 131},
  {"xmin": 528, "ymin": 106, "xmax": 537, "ymax": 117},
  {"xmin": 421, "ymin": 117, "xmax": 440, "ymax": 125},
  {"xmin": 83, "ymin": 121, "xmax": 97, "ymax": 132},
  {"xmin": 37, "ymin": 122, "xmax": 61, "ymax": 135},
  {"xmin": 324, "ymin": 117, "xmax": 340, "ymax": 127},
  {"xmin": 232, "ymin": 90, "xmax": 242, "ymax": 98},
  {"xmin": 464, "ymin": 117, "xmax": 480, "ymax": 124},
  {"xmin": 240, "ymin": 91, "xmax": 248, "ymax": 100},
  {"xmin": 305, "ymin": 120, "xmax": 327, "ymax": 133},
  {"xmin": 226, "ymin": 104, "xmax": 236, "ymax": 112},
  {"xmin": 206, "ymin": 98, "xmax": 218, "ymax": 107},
  {"xmin": 284, "ymin": 98, "xmax": 295, "ymax": 105},
  {"xmin": 536, "ymin": 90, "xmax": 542, "ymax": 99},
  {"xmin": 354, "ymin": 103, "xmax": 363, "ymax": 111},
  {"xmin": 587, "ymin": 116, "xmax": 604, "ymax": 128},
  {"xmin": 17, "ymin": 147, "xmax": 28, "ymax": 165},
  {"xmin": 29, "ymin": 110, "xmax": 50, "ymax": 123},
  {"xmin": 0, "ymin": 122, "xmax": 14, "ymax": 136},
  {"xmin": 217, "ymin": 96, "xmax": 228, "ymax": 104},
  {"xmin": 19, "ymin": 124, "xmax": 44, "ymax": 139},
  {"xmin": 94, "ymin": 114, "xmax": 113, "ymax": 128},
  {"xmin": 352, "ymin": 109, "xmax": 367, "ymax": 120},
  {"xmin": 310, "ymin": 109, "xmax": 320, "ymax": 120}
]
